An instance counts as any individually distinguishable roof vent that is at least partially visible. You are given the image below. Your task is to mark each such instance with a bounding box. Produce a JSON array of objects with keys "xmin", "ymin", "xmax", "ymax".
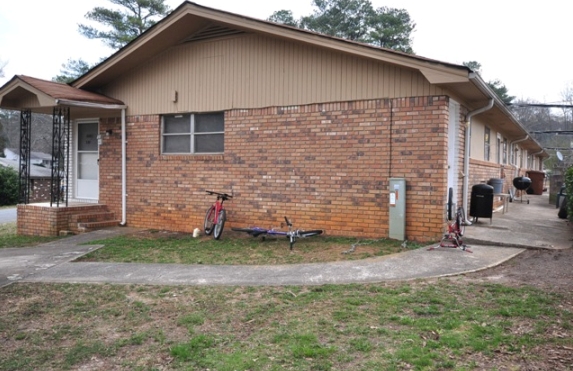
[{"xmin": 183, "ymin": 24, "xmax": 245, "ymax": 43}]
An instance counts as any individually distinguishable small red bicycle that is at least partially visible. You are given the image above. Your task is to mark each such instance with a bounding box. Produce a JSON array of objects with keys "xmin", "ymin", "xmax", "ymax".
[
  {"xmin": 428, "ymin": 206, "xmax": 472, "ymax": 253},
  {"xmin": 204, "ymin": 190, "xmax": 233, "ymax": 239}
]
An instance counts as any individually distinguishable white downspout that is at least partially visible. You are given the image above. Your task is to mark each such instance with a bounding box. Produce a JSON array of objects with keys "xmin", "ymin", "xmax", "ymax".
[
  {"xmin": 463, "ymin": 98, "xmax": 494, "ymax": 224},
  {"xmin": 510, "ymin": 135, "xmax": 528, "ymax": 178},
  {"xmin": 120, "ymin": 108, "xmax": 127, "ymax": 226}
]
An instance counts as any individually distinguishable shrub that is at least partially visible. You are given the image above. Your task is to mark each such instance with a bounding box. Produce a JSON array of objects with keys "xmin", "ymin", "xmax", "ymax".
[{"xmin": 0, "ymin": 166, "xmax": 19, "ymax": 206}]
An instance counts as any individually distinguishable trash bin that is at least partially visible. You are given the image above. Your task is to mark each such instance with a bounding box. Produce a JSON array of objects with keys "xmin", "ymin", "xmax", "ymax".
[
  {"xmin": 556, "ymin": 185, "xmax": 567, "ymax": 209},
  {"xmin": 558, "ymin": 195, "xmax": 568, "ymax": 219},
  {"xmin": 526, "ymin": 170, "xmax": 545, "ymax": 195},
  {"xmin": 470, "ymin": 184, "xmax": 494, "ymax": 222},
  {"xmin": 487, "ymin": 178, "xmax": 504, "ymax": 194}
]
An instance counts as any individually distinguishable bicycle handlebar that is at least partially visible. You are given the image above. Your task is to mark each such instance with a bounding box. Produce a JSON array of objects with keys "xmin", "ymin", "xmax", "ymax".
[{"xmin": 206, "ymin": 190, "xmax": 233, "ymax": 199}]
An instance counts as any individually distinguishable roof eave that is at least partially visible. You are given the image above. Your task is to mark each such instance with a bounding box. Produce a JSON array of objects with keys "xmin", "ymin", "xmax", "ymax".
[{"xmin": 469, "ymin": 74, "xmax": 547, "ymax": 157}]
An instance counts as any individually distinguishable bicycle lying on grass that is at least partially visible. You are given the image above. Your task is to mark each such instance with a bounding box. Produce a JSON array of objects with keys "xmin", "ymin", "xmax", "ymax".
[
  {"xmin": 204, "ymin": 190, "xmax": 233, "ymax": 240},
  {"xmin": 232, "ymin": 217, "xmax": 323, "ymax": 250}
]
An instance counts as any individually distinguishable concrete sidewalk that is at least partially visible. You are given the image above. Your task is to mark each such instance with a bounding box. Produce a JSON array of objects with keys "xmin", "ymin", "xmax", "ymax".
[
  {"xmin": 1, "ymin": 193, "xmax": 570, "ymax": 287},
  {"xmin": 463, "ymin": 193, "xmax": 573, "ymax": 250}
]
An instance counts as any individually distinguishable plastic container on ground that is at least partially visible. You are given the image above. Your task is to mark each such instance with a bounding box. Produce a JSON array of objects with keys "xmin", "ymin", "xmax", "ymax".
[
  {"xmin": 487, "ymin": 178, "xmax": 504, "ymax": 194},
  {"xmin": 526, "ymin": 170, "xmax": 545, "ymax": 195},
  {"xmin": 556, "ymin": 185, "xmax": 566, "ymax": 208}
]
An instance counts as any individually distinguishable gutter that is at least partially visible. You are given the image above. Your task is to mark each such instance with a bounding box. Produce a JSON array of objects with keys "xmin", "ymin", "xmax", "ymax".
[
  {"xmin": 462, "ymin": 97, "xmax": 494, "ymax": 225},
  {"xmin": 55, "ymin": 99, "xmax": 126, "ymax": 110}
]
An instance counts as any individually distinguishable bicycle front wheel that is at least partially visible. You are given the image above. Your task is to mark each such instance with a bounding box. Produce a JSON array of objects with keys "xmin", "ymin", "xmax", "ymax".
[
  {"xmin": 213, "ymin": 209, "xmax": 226, "ymax": 240},
  {"xmin": 204, "ymin": 206, "xmax": 216, "ymax": 235},
  {"xmin": 456, "ymin": 207, "xmax": 465, "ymax": 236},
  {"xmin": 299, "ymin": 230, "xmax": 323, "ymax": 238}
]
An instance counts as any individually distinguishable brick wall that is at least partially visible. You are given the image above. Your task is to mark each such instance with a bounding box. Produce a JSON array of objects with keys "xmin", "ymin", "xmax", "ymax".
[
  {"xmin": 469, "ymin": 159, "xmax": 533, "ymax": 207},
  {"xmin": 98, "ymin": 96, "xmax": 451, "ymax": 242},
  {"xmin": 29, "ymin": 178, "xmax": 51, "ymax": 203}
]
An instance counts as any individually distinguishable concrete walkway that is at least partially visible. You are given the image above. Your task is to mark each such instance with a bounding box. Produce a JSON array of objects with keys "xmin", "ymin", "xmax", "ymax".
[
  {"xmin": 463, "ymin": 192, "xmax": 573, "ymax": 250},
  {"xmin": 0, "ymin": 193, "xmax": 570, "ymax": 287}
]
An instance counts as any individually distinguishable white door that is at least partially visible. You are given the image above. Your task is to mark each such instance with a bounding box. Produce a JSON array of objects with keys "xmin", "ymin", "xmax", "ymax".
[{"xmin": 76, "ymin": 122, "xmax": 99, "ymax": 200}]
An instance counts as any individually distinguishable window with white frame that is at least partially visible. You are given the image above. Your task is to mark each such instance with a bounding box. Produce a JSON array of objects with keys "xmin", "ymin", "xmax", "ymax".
[
  {"xmin": 496, "ymin": 135, "xmax": 501, "ymax": 164},
  {"xmin": 484, "ymin": 127, "xmax": 490, "ymax": 161},
  {"xmin": 503, "ymin": 138, "xmax": 508, "ymax": 164},
  {"xmin": 162, "ymin": 112, "xmax": 224, "ymax": 154}
]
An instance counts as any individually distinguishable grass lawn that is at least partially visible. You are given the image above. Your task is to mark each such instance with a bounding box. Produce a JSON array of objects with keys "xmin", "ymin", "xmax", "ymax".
[
  {"xmin": 1, "ymin": 281, "xmax": 571, "ymax": 371},
  {"xmin": 1, "ymin": 227, "xmax": 571, "ymax": 370},
  {"xmin": 77, "ymin": 229, "xmax": 420, "ymax": 265}
]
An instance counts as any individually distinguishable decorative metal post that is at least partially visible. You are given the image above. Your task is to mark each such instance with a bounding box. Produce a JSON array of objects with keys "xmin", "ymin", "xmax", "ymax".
[
  {"xmin": 50, "ymin": 107, "xmax": 70, "ymax": 207},
  {"xmin": 18, "ymin": 110, "xmax": 32, "ymax": 204}
]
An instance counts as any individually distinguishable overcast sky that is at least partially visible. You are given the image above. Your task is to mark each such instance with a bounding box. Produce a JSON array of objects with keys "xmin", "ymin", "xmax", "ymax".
[{"xmin": 1, "ymin": 0, "xmax": 571, "ymax": 104}]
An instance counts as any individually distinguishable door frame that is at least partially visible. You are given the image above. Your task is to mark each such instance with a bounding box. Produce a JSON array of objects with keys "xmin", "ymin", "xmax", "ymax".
[{"xmin": 74, "ymin": 119, "xmax": 100, "ymax": 201}]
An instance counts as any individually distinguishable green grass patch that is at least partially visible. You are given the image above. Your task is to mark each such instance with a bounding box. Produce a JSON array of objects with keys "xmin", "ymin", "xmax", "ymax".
[
  {"xmin": 1, "ymin": 281, "xmax": 570, "ymax": 370},
  {"xmin": 0, "ymin": 222, "xmax": 60, "ymax": 248},
  {"xmin": 77, "ymin": 230, "xmax": 420, "ymax": 265}
]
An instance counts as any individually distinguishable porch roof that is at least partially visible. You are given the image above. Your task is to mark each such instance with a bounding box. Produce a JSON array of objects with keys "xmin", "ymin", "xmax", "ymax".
[{"xmin": 0, "ymin": 75, "xmax": 125, "ymax": 118}]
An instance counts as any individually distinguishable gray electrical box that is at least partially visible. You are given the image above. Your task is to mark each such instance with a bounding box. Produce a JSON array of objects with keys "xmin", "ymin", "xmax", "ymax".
[{"xmin": 389, "ymin": 178, "xmax": 406, "ymax": 240}]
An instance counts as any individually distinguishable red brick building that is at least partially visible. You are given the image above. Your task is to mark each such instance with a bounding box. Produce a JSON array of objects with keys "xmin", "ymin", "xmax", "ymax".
[{"xmin": 0, "ymin": 2, "xmax": 546, "ymax": 240}]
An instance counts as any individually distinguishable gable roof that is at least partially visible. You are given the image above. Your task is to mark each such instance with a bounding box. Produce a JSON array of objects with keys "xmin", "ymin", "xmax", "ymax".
[
  {"xmin": 74, "ymin": 1, "xmax": 472, "ymax": 91},
  {"xmin": 0, "ymin": 158, "xmax": 52, "ymax": 178},
  {"xmin": 0, "ymin": 75, "xmax": 125, "ymax": 116},
  {"xmin": 70, "ymin": 1, "xmax": 545, "ymax": 156}
]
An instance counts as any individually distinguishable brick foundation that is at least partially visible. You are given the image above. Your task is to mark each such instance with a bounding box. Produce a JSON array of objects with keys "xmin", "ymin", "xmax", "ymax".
[{"xmin": 17, "ymin": 204, "xmax": 111, "ymax": 237}]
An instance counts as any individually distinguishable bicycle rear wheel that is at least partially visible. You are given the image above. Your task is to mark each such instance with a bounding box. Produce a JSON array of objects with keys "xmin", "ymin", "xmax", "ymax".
[
  {"xmin": 299, "ymin": 230, "xmax": 323, "ymax": 238},
  {"xmin": 213, "ymin": 209, "xmax": 226, "ymax": 240},
  {"xmin": 204, "ymin": 205, "xmax": 216, "ymax": 235}
]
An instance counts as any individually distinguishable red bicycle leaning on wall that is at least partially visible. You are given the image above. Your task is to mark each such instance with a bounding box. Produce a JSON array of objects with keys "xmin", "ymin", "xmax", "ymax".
[{"xmin": 204, "ymin": 190, "xmax": 233, "ymax": 240}]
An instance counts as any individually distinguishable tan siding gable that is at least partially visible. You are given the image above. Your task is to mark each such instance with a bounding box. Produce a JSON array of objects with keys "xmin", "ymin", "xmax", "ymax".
[{"xmin": 103, "ymin": 34, "xmax": 444, "ymax": 115}]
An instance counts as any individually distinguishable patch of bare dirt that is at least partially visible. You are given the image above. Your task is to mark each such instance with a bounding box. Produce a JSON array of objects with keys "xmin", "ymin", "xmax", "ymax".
[{"xmin": 463, "ymin": 248, "xmax": 573, "ymax": 292}]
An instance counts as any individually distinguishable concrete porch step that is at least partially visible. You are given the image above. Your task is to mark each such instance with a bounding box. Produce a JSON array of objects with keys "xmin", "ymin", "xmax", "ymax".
[
  {"xmin": 77, "ymin": 220, "xmax": 120, "ymax": 233},
  {"xmin": 69, "ymin": 209, "xmax": 119, "ymax": 234},
  {"xmin": 72, "ymin": 211, "xmax": 116, "ymax": 224}
]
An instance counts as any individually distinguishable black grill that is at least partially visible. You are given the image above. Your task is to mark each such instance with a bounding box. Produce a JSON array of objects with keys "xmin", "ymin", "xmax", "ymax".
[{"xmin": 512, "ymin": 177, "xmax": 531, "ymax": 204}]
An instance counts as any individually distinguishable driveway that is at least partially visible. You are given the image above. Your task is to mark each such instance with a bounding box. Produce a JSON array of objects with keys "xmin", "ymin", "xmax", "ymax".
[{"xmin": 0, "ymin": 207, "xmax": 17, "ymax": 224}]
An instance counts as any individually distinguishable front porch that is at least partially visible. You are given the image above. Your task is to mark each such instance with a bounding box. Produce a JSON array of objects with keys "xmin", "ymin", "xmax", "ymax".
[
  {"xmin": 17, "ymin": 203, "xmax": 119, "ymax": 237},
  {"xmin": 0, "ymin": 75, "xmax": 127, "ymax": 237}
]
